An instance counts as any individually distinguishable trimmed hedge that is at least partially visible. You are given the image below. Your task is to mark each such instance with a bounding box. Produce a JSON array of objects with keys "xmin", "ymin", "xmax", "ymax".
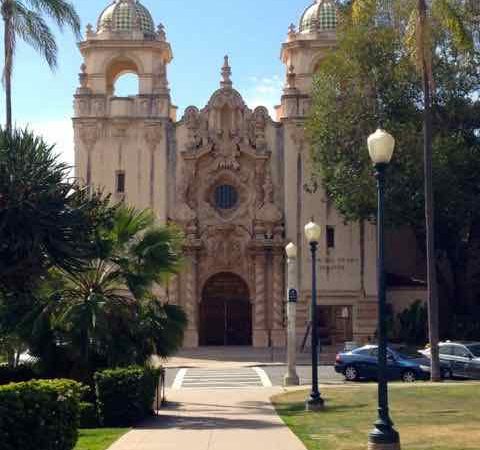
[
  {"xmin": 0, "ymin": 364, "xmax": 38, "ymax": 385},
  {"xmin": 0, "ymin": 379, "xmax": 83, "ymax": 450},
  {"xmin": 95, "ymin": 366, "xmax": 161, "ymax": 427}
]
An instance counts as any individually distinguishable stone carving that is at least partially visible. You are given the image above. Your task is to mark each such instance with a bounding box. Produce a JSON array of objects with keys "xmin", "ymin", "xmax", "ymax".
[
  {"xmin": 154, "ymin": 61, "xmax": 169, "ymax": 94},
  {"xmin": 76, "ymin": 98, "xmax": 90, "ymax": 116},
  {"xmin": 79, "ymin": 63, "xmax": 88, "ymax": 89},
  {"xmin": 144, "ymin": 124, "xmax": 162, "ymax": 151},
  {"xmin": 79, "ymin": 123, "xmax": 99, "ymax": 149},
  {"xmin": 212, "ymin": 133, "xmax": 241, "ymax": 171},
  {"xmin": 257, "ymin": 167, "xmax": 282, "ymax": 224},
  {"xmin": 253, "ymin": 107, "xmax": 268, "ymax": 152},
  {"xmin": 175, "ymin": 163, "xmax": 196, "ymax": 223},
  {"xmin": 85, "ymin": 23, "xmax": 94, "ymax": 38},
  {"xmin": 157, "ymin": 23, "xmax": 166, "ymax": 41},
  {"xmin": 272, "ymin": 253, "xmax": 285, "ymax": 329},
  {"xmin": 254, "ymin": 253, "xmax": 267, "ymax": 329},
  {"xmin": 111, "ymin": 121, "xmax": 129, "ymax": 137},
  {"xmin": 204, "ymin": 226, "xmax": 244, "ymax": 270},
  {"xmin": 93, "ymin": 98, "xmax": 105, "ymax": 116},
  {"xmin": 221, "ymin": 55, "xmax": 232, "ymax": 89},
  {"xmin": 286, "ymin": 64, "xmax": 296, "ymax": 90}
]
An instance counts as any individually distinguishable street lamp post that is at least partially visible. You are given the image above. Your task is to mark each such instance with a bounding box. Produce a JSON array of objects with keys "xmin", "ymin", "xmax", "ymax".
[
  {"xmin": 304, "ymin": 221, "xmax": 324, "ymax": 411},
  {"xmin": 284, "ymin": 242, "xmax": 300, "ymax": 386},
  {"xmin": 367, "ymin": 129, "xmax": 400, "ymax": 450}
]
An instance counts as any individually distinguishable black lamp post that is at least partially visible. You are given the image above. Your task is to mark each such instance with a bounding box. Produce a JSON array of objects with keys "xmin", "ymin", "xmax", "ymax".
[
  {"xmin": 304, "ymin": 221, "xmax": 324, "ymax": 411},
  {"xmin": 367, "ymin": 129, "xmax": 400, "ymax": 450}
]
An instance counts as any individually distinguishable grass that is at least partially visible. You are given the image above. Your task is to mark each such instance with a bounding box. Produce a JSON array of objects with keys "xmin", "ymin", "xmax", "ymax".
[
  {"xmin": 74, "ymin": 428, "xmax": 130, "ymax": 450},
  {"xmin": 273, "ymin": 384, "xmax": 480, "ymax": 450}
]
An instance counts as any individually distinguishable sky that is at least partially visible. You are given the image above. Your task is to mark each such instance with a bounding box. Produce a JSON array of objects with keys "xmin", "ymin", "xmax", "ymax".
[{"xmin": 0, "ymin": 0, "xmax": 310, "ymax": 167}]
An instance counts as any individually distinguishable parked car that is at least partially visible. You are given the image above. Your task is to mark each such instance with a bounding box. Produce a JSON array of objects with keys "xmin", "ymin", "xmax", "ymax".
[
  {"xmin": 335, "ymin": 345, "xmax": 438, "ymax": 382},
  {"xmin": 419, "ymin": 341, "xmax": 480, "ymax": 380}
]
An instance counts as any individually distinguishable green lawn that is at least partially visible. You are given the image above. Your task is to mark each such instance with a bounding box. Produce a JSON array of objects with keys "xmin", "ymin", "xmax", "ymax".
[
  {"xmin": 273, "ymin": 384, "xmax": 480, "ymax": 450},
  {"xmin": 74, "ymin": 428, "xmax": 130, "ymax": 450}
]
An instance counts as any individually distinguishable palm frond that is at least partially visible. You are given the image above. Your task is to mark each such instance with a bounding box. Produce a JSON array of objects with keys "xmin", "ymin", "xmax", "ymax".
[
  {"xmin": 12, "ymin": 1, "xmax": 58, "ymax": 69},
  {"xmin": 25, "ymin": 0, "xmax": 80, "ymax": 37}
]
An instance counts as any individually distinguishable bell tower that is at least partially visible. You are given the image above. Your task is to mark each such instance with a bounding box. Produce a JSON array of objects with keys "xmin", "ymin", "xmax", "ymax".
[
  {"xmin": 280, "ymin": 1, "xmax": 379, "ymax": 345},
  {"xmin": 73, "ymin": 0, "xmax": 173, "ymax": 223},
  {"xmin": 279, "ymin": 0, "xmax": 337, "ymax": 120}
]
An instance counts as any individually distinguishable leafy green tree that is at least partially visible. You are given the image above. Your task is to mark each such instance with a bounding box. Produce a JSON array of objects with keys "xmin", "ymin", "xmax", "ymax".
[
  {"xmin": 0, "ymin": 128, "xmax": 111, "ymax": 296},
  {"xmin": 351, "ymin": 0, "xmax": 475, "ymax": 381},
  {"xmin": 28, "ymin": 206, "xmax": 186, "ymax": 382},
  {"xmin": 308, "ymin": 6, "xmax": 479, "ymax": 378},
  {"xmin": 0, "ymin": 128, "xmax": 112, "ymax": 367},
  {"xmin": 1, "ymin": 0, "xmax": 80, "ymax": 132}
]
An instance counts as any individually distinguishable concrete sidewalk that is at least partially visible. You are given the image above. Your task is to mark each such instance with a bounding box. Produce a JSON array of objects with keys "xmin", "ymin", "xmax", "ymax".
[{"xmin": 107, "ymin": 388, "xmax": 307, "ymax": 450}]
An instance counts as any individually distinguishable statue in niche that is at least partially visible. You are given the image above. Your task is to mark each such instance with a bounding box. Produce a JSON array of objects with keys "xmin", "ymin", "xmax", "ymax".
[{"xmin": 257, "ymin": 166, "xmax": 282, "ymax": 226}]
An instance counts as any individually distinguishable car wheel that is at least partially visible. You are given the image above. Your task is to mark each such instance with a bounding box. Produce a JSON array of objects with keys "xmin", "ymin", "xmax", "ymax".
[
  {"xmin": 344, "ymin": 365, "xmax": 359, "ymax": 381},
  {"xmin": 402, "ymin": 370, "xmax": 416, "ymax": 383},
  {"xmin": 442, "ymin": 368, "xmax": 453, "ymax": 380}
]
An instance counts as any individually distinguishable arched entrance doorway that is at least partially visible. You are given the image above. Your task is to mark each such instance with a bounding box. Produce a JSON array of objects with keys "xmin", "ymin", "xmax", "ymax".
[{"xmin": 200, "ymin": 272, "xmax": 252, "ymax": 346}]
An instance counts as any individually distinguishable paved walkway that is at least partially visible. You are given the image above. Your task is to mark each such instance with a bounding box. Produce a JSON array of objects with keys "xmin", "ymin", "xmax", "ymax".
[{"xmin": 107, "ymin": 387, "xmax": 307, "ymax": 450}]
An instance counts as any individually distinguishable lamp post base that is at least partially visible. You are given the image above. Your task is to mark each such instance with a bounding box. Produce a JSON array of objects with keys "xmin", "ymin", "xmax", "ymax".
[
  {"xmin": 368, "ymin": 442, "xmax": 401, "ymax": 450},
  {"xmin": 305, "ymin": 396, "xmax": 324, "ymax": 412},
  {"xmin": 368, "ymin": 426, "xmax": 400, "ymax": 450},
  {"xmin": 283, "ymin": 373, "xmax": 300, "ymax": 386}
]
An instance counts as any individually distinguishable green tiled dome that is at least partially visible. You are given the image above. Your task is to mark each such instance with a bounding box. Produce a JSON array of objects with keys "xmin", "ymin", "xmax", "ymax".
[
  {"xmin": 299, "ymin": 0, "xmax": 337, "ymax": 34},
  {"xmin": 98, "ymin": 0, "xmax": 155, "ymax": 35}
]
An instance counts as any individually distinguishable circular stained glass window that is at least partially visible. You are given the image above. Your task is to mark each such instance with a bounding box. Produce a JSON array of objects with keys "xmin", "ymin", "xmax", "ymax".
[{"xmin": 215, "ymin": 184, "xmax": 238, "ymax": 210}]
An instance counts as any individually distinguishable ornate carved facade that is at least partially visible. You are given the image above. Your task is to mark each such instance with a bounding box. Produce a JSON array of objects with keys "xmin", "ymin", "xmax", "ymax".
[{"xmin": 73, "ymin": 0, "xmax": 423, "ymax": 348}]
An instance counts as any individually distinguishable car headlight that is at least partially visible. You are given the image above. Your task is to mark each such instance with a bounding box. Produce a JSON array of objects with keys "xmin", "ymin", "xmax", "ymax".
[{"xmin": 419, "ymin": 365, "xmax": 430, "ymax": 372}]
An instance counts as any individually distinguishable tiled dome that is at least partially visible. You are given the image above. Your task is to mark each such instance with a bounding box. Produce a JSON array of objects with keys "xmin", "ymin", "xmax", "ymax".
[
  {"xmin": 97, "ymin": 0, "xmax": 155, "ymax": 36},
  {"xmin": 299, "ymin": 0, "xmax": 337, "ymax": 34}
]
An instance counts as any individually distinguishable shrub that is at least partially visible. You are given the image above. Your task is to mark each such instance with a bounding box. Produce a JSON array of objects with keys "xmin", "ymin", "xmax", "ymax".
[
  {"xmin": 0, "ymin": 363, "xmax": 39, "ymax": 385},
  {"xmin": 0, "ymin": 379, "xmax": 83, "ymax": 450},
  {"xmin": 95, "ymin": 366, "xmax": 161, "ymax": 427},
  {"xmin": 393, "ymin": 300, "xmax": 428, "ymax": 345},
  {"xmin": 79, "ymin": 402, "xmax": 98, "ymax": 428}
]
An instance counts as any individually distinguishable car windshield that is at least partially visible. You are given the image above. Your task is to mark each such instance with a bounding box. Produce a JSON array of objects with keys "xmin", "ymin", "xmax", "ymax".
[{"xmin": 467, "ymin": 344, "xmax": 480, "ymax": 357}]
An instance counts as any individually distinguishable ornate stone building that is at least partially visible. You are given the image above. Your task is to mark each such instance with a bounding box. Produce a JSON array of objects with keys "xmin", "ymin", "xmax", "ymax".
[{"xmin": 74, "ymin": 0, "xmax": 425, "ymax": 348}]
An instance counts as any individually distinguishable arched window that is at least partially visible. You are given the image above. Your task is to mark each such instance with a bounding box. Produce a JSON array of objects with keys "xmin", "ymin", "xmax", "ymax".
[
  {"xmin": 215, "ymin": 184, "xmax": 238, "ymax": 210},
  {"xmin": 113, "ymin": 73, "xmax": 139, "ymax": 97}
]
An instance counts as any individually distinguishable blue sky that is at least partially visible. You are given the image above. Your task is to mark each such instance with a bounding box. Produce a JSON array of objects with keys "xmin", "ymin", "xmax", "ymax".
[{"xmin": 0, "ymin": 0, "xmax": 310, "ymax": 164}]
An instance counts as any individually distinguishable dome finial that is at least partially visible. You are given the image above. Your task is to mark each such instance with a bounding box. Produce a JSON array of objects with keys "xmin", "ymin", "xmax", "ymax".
[{"xmin": 221, "ymin": 55, "xmax": 232, "ymax": 89}]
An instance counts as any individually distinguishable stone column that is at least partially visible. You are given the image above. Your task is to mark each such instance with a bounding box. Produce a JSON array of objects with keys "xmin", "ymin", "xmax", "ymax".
[
  {"xmin": 183, "ymin": 251, "xmax": 199, "ymax": 347},
  {"xmin": 253, "ymin": 252, "xmax": 268, "ymax": 347},
  {"xmin": 271, "ymin": 249, "xmax": 286, "ymax": 347},
  {"xmin": 284, "ymin": 245, "xmax": 300, "ymax": 386}
]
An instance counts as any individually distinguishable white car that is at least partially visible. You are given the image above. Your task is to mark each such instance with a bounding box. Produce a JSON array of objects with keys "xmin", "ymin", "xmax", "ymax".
[{"xmin": 420, "ymin": 341, "xmax": 480, "ymax": 379}]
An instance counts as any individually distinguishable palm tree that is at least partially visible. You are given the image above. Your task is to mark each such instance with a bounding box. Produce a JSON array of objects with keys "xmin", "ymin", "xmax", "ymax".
[
  {"xmin": 1, "ymin": 0, "xmax": 80, "ymax": 132},
  {"xmin": 352, "ymin": 0, "xmax": 474, "ymax": 381},
  {"xmin": 38, "ymin": 206, "xmax": 186, "ymax": 381}
]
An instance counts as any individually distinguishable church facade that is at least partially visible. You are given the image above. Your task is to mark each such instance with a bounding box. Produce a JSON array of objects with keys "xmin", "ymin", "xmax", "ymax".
[{"xmin": 73, "ymin": 0, "xmax": 425, "ymax": 348}]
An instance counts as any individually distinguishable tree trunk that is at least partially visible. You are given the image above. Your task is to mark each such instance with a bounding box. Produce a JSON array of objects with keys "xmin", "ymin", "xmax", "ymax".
[
  {"xmin": 2, "ymin": 0, "xmax": 13, "ymax": 133},
  {"xmin": 423, "ymin": 63, "xmax": 441, "ymax": 382}
]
